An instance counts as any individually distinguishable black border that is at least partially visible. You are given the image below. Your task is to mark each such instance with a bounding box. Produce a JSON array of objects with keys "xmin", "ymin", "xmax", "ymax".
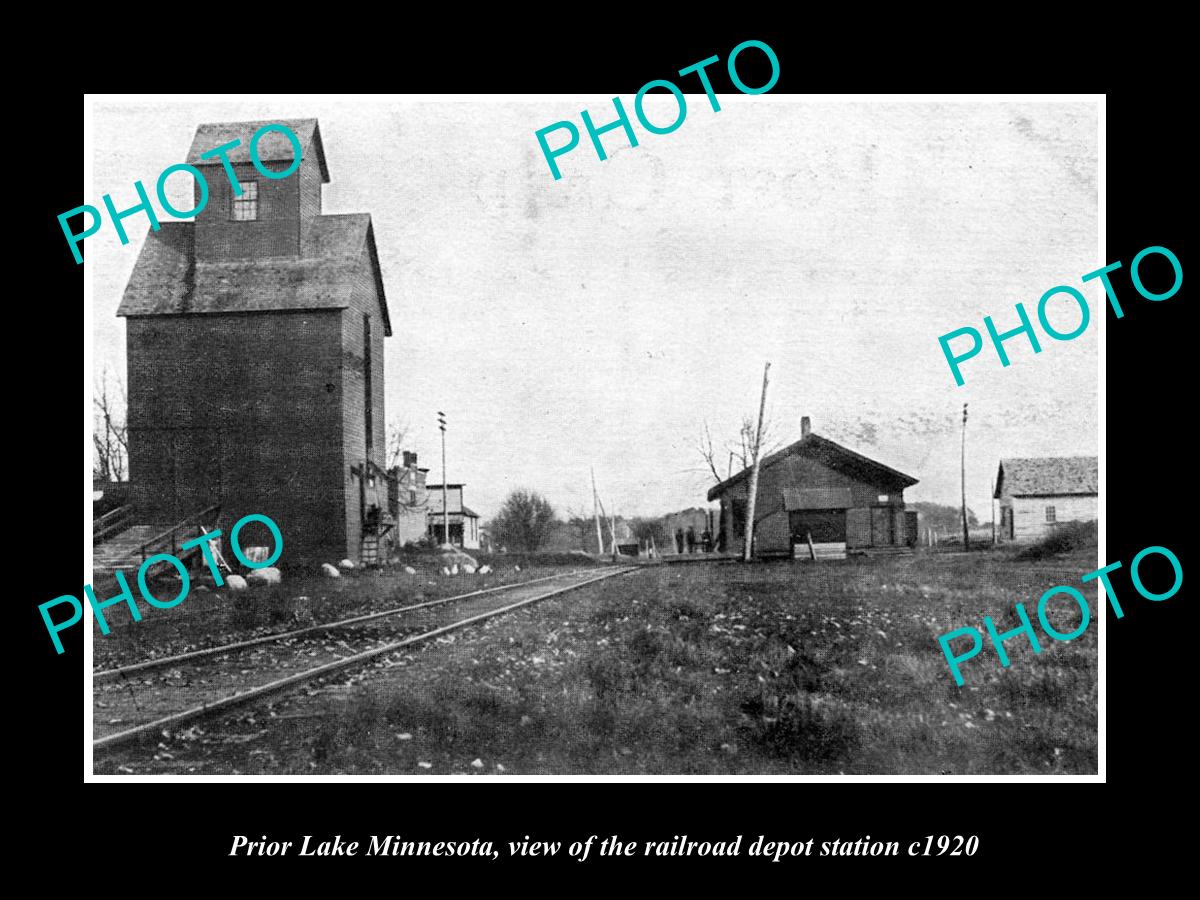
[{"xmin": 21, "ymin": 27, "xmax": 1190, "ymax": 884}]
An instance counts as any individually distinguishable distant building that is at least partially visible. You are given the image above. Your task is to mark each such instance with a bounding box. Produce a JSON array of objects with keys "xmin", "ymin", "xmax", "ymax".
[
  {"xmin": 706, "ymin": 417, "xmax": 919, "ymax": 558},
  {"xmin": 388, "ymin": 451, "xmax": 430, "ymax": 547},
  {"xmin": 994, "ymin": 457, "xmax": 1097, "ymax": 542},
  {"xmin": 117, "ymin": 118, "xmax": 393, "ymax": 563},
  {"xmin": 426, "ymin": 484, "xmax": 481, "ymax": 549},
  {"xmin": 663, "ymin": 508, "xmax": 716, "ymax": 554}
]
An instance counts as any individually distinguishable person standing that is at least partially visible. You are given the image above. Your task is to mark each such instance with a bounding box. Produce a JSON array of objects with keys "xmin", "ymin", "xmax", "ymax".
[{"xmin": 686, "ymin": 526, "xmax": 696, "ymax": 554}]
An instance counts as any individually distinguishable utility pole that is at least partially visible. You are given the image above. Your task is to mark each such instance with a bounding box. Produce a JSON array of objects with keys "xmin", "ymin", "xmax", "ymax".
[
  {"xmin": 595, "ymin": 494, "xmax": 614, "ymax": 556},
  {"xmin": 990, "ymin": 474, "xmax": 997, "ymax": 545},
  {"xmin": 591, "ymin": 467, "xmax": 604, "ymax": 555},
  {"xmin": 438, "ymin": 411, "xmax": 448, "ymax": 545},
  {"xmin": 743, "ymin": 362, "xmax": 771, "ymax": 563},
  {"xmin": 961, "ymin": 403, "xmax": 969, "ymax": 550}
]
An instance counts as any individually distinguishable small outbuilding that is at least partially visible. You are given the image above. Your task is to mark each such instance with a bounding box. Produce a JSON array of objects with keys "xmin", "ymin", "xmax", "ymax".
[{"xmin": 993, "ymin": 456, "xmax": 1097, "ymax": 542}]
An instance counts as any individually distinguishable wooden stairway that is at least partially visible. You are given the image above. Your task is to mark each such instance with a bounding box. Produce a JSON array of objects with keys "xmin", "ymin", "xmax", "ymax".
[
  {"xmin": 92, "ymin": 504, "xmax": 221, "ymax": 578},
  {"xmin": 93, "ymin": 524, "xmax": 177, "ymax": 575}
]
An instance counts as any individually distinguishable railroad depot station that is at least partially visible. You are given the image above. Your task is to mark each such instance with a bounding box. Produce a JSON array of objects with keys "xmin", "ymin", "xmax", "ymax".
[{"xmin": 707, "ymin": 417, "xmax": 920, "ymax": 560}]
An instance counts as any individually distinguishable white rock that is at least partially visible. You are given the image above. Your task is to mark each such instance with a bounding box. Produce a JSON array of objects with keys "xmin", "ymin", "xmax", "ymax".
[
  {"xmin": 339, "ymin": 558, "xmax": 355, "ymax": 569},
  {"xmin": 470, "ymin": 758, "xmax": 484, "ymax": 769},
  {"xmin": 441, "ymin": 566, "xmax": 451, "ymax": 576},
  {"xmin": 451, "ymin": 564, "xmax": 460, "ymax": 575},
  {"xmin": 246, "ymin": 567, "xmax": 282, "ymax": 586},
  {"xmin": 514, "ymin": 565, "xmax": 521, "ymax": 572},
  {"xmin": 404, "ymin": 566, "xmax": 417, "ymax": 575},
  {"xmin": 463, "ymin": 565, "xmax": 476, "ymax": 574},
  {"xmin": 321, "ymin": 563, "xmax": 340, "ymax": 578},
  {"xmin": 225, "ymin": 574, "xmax": 249, "ymax": 592},
  {"xmin": 478, "ymin": 565, "xmax": 492, "ymax": 574}
]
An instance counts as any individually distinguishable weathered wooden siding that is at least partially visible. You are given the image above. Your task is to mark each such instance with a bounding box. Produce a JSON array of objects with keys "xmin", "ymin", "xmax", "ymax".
[
  {"xmin": 1009, "ymin": 494, "xmax": 1097, "ymax": 542},
  {"xmin": 716, "ymin": 452, "xmax": 909, "ymax": 556}
]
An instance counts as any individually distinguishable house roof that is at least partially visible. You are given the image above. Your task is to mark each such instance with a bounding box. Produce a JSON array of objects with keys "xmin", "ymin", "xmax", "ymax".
[
  {"xmin": 186, "ymin": 119, "xmax": 329, "ymax": 183},
  {"xmin": 706, "ymin": 432, "xmax": 918, "ymax": 502},
  {"xmin": 426, "ymin": 506, "xmax": 480, "ymax": 519},
  {"xmin": 116, "ymin": 215, "xmax": 392, "ymax": 336},
  {"xmin": 425, "ymin": 489, "xmax": 477, "ymax": 517},
  {"xmin": 995, "ymin": 457, "xmax": 1097, "ymax": 498}
]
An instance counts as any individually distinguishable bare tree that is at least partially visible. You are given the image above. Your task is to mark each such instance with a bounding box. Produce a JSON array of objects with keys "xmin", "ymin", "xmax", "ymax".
[
  {"xmin": 697, "ymin": 411, "xmax": 783, "ymax": 486},
  {"xmin": 386, "ymin": 420, "xmax": 410, "ymax": 470},
  {"xmin": 565, "ymin": 506, "xmax": 598, "ymax": 552},
  {"xmin": 93, "ymin": 368, "xmax": 129, "ymax": 482},
  {"xmin": 698, "ymin": 422, "xmax": 723, "ymax": 484}
]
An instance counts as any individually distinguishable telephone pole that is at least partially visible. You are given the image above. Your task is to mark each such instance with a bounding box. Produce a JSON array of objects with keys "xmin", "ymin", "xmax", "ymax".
[
  {"xmin": 960, "ymin": 403, "xmax": 970, "ymax": 550},
  {"xmin": 743, "ymin": 362, "xmax": 771, "ymax": 563},
  {"xmin": 990, "ymin": 474, "xmax": 997, "ymax": 545},
  {"xmin": 438, "ymin": 411, "xmax": 448, "ymax": 545},
  {"xmin": 591, "ymin": 467, "xmax": 604, "ymax": 555}
]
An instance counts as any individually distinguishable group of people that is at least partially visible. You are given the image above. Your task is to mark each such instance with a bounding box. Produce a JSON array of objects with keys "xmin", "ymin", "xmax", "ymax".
[{"xmin": 674, "ymin": 525, "xmax": 713, "ymax": 555}]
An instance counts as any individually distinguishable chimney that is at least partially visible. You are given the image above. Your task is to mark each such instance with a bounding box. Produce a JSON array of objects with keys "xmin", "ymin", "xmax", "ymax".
[{"xmin": 801, "ymin": 416, "xmax": 811, "ymax": 438}]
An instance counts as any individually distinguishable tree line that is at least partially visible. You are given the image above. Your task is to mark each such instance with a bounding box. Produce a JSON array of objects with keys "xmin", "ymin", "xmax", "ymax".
[{"xmin": 488, "ymin": 488, "xmax": 669, "ymax": 553}]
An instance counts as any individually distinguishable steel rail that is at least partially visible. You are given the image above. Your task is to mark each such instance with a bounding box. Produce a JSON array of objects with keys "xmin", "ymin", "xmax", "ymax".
[
  {"xmin": 93, "ymin": 566, "xmax": 638, "ymax": 752},
  {"xmin": 93, "ymin": 567, "xmax": 615, "ymax": 682}
]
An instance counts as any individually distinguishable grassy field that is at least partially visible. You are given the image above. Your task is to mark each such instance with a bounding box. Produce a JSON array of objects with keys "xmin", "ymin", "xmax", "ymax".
[{"xmin": 99, "ymin": 546, "xmax": 1098, "ymax": 775}]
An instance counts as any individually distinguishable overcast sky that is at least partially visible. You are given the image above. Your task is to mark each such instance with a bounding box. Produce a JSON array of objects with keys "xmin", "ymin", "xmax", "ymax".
[{"xmin": 89, "ymin": 98, "xmax": 1098, "ymax": 523}]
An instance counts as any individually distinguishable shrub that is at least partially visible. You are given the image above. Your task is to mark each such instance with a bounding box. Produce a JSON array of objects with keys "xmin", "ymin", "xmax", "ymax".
[{"xmin": 1015, "ymin": 520, "xmax": 1097, "ymax": 560}]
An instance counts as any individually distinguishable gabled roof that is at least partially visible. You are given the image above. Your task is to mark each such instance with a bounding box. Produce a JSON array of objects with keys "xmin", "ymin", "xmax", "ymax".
[
  {"xmin": 117, "ymin": 214, "xmax": 392, "ymax": 336},
  {"xmin": 995, "ymin": 457, "xmax": 1097, "ymax": 498},
  {"xmin": 706, "ymin": 432, "xmax": 918, "ymax": 502},
  {"xmin": 186, "ymin": 119, "xmax": 329, "ymax": 183}
]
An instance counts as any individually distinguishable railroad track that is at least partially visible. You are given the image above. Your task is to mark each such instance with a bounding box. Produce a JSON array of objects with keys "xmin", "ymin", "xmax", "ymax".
[{"xmin": 93, "ymin": 565, "xmax": 638, "ymax": 753}]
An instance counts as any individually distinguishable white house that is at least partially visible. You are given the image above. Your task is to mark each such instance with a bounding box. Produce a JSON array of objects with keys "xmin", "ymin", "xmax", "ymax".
[
  {"xmin": 425, "ymin": 483, "xmax": 481, "ymax": 550},
  {"xmin": 994, "ymin": 457, "xmax": 1098, "ymax": 543}
]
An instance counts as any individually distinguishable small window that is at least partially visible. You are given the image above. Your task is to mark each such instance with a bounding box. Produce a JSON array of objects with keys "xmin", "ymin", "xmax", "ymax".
[
  {"xmin": 409, "ymin": 490, "xmax": 417, "ymax": 504},
  {"xmin": 231, "ymin": 181, "xmax": 258, "ymax": 221},
  {"xmin": 1045, "ymin": 505, "xmax": 1057, "ymax": 523}
]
